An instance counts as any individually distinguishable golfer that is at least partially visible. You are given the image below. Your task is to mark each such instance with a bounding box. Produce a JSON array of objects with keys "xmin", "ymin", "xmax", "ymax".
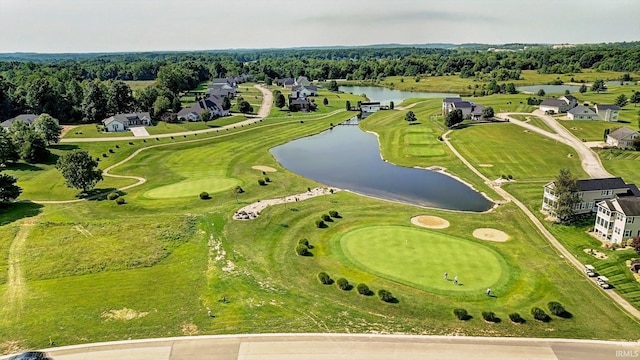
[
  {"xmin": 486, "ymin": 288, "xmax": 491, "ymax": 296},
  {"xmin": 453, "ymin": 276, "xmax": 458, "ymax": 285},
  {"xmin": 444, "ymin": 272, "xmax": 448, "ymax": 280}
]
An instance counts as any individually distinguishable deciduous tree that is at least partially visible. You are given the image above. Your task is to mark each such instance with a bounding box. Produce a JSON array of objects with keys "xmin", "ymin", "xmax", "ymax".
[
  {"xmin": 552, "ymin": 168, "xmax": 581, "ymax": 223},
  {"xmin": 404, "ymin": 111, "xmax": 417, "ymax": 122},
  {"xmin": 275, "ymin": 93, "xmax": 286, "ymax": 109},
  {"xmin": 591, "ymin": 79, "xmax": 606, "ymax": 93},
  {"xmin": 445, "ymin": 109, "xmax": 464, "ymax": 128},
  {"xmin": 222, "ymin": 96, "xmax": 231, "ymax": 110},
  {"xmin": 0, "ymin": 173, "xmax": 21, "ymax": 203},
  {"xmin": 328, "ymin": 80, "xmax": 339, "ymax": 91},
  {"xmin": 56, "ymin": 150, "xmax": 103, "ymax": 193},
  {"xmin": 0, "ymin": 130, "xmax": 18, "ymax": 166},
  {"xmin": 615, "ymin": 93, "xmax": 629, "ymax": 107},
  {"xmin": 238, "ymin": 100, "xmax": 253, "ymax": 114},
  {"xmin": 33, "ymin": 113, "xmax": 62, "ymax": 145},
  {"xmin": 579, "ymin": 84, "xmax": 587, "ymax": 93},
  {"xmin": 9, "ymin": 121, "xmax": 50, "ymax": 163},
  {"xmin": 481, "ymin": 106, "xmax": 495, "ymax": 119},
  {"xmin": 631, "ymin": 91, "xmax": 640, "ymax": 107}
]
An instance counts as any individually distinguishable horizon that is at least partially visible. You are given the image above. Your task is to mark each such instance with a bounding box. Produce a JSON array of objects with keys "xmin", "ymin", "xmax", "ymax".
[{"xmin": 1, "ymin": 0, "xmax": 638, "ymax": 53}]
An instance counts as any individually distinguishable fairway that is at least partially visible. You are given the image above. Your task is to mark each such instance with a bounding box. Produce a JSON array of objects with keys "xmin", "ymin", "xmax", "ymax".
[
  {"xmin": 144, "ymin": 177, "xmax": 240, "ymax": 199},
  {"xmin": 339, "ymin": 226, "xmax": 506, "ymax": 293}
]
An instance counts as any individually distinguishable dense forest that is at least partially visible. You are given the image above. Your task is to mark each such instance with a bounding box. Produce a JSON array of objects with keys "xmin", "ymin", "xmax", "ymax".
[{"xmin": 1, "ymin": 42, "xmax": 639, "ymax": 123}]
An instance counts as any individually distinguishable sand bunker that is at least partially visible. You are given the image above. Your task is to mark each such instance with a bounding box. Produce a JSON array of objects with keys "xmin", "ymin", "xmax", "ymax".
[
  {"xmin": 478, "ymin": 164, "xmax": 494, "ymax": 167},
  {"xmin": 252, "ymin": 165, "xmax": 277, "ymax": 172},
  {"xmin": 410, "ymin": 215, "xmax": 450, "ymax": 229},
  {"xmin": 473, "ymin": 228, "xmax": 509, "ymax": 242}
]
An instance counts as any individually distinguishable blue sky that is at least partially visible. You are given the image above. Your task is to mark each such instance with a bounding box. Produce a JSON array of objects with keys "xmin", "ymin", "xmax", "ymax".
[{"xmin": 0, "ymin": 0, "xmax": 638, "ymax": 53}]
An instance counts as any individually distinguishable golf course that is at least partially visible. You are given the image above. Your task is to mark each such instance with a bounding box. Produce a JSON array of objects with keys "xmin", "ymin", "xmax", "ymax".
[{"xmin": 2, "ymin": 78, "xmax": 640, "ymax": 355}]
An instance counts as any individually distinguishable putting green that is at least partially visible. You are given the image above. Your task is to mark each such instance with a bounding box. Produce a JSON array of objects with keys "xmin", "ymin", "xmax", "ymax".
[
  {"xmin": 338, "ymin": 226, "xmax": 507, "ymax": 292},
  {"xmin": 144, "ymin": 178, "xmax": 240, "ymax": 199}
]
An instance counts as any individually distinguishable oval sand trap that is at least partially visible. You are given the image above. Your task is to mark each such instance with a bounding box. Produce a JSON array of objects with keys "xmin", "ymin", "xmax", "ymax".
[
  {"xmin": 410, "ymin": 215, "xmax": 450, "ymax": 229},
  {"xmin": 252, "ymin": 165, "xmax": 277, "ymax": 172},
  {"xmin": 473, "ymin": 228, "xmax": 509, "ymax": 242}
]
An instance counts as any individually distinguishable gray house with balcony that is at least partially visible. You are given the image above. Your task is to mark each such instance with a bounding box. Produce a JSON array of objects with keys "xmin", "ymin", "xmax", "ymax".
[{"xmin": 542, "ymin": 177, "xmax": 636, "ymax": 217}]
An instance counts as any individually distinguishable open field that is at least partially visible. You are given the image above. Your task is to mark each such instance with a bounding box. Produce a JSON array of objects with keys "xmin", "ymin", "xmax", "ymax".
[
  {"xmin": 124, "ymin": 80, "xmax": 156, "ymax": 91},
  {"xmin": 4, "ymin": 87, "xmax": 640, "ymax": 354},
  {"xmin": 555, "ymin": 119, "xmax": 633, "ymax": 142}
]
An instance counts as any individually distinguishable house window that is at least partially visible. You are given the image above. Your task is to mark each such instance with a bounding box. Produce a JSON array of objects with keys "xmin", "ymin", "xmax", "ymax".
[
  {"xmin": 614, "ymin": 227, "xmax": 620, "ymax": 234},
  {"xmin": 624, "ymin": 230, "xmax": 632, "ymax": 237},
  {"xmin": 587, "ymin": 202, "xmax": 593, "ymax": 209},
  {"xmin": 627, "ymin": 217, "xmax": 635, "ymax": 224}
]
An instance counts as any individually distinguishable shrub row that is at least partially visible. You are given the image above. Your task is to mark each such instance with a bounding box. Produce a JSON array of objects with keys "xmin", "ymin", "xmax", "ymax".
[
  {"xmin": 454, "ymin": 302, "xmax": 570, "ymax": 324},
  {"xmin": 317, "ymin": 272, "xmax": 394, "ymax": 302},
  {"xmin": 295, "ymin": 238, "xmax": 311, "ymax": 256}
]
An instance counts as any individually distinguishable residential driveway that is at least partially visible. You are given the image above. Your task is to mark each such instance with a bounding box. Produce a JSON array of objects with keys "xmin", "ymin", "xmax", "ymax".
[
  {"xmin": 130, "ymin": 127, "xmax": 150, "ymax": 137},
  {"xmin": 4, "ymin": 334, "xmax": 639, "ymax": 360},
  {"xmin": 497, "ymin": 112, "xmax": 612, "ymax": 178}
]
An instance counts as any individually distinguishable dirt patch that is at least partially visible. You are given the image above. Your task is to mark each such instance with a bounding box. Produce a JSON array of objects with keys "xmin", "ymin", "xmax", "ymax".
[
  {"xmin": 410, "ymin": 215, "xmax": 450, "ymax": 229},
  {"xmin": 478, "ymin": 164, "xmax": 494, "ymax": 167},
  {"xmin": 101, "ymin": 308, "xmax": 149, "ymax": 321},
  {"xmin": 0, "ymin": 340, "xmax": 26, "ymax": 355},
  {"xmin": 251, "ymin": 165, "xmax": 277, "ymax": 172},
  {"xmin": 584, "ymin": 248, "xmax": 608, "ymax": 260},
  {"xmin": 60, "ymin": 125, "xmax": 77, "ymax": 137},
  {"xmin": 472, "ymin": 228, "xmax": 509, "ymax": 242},
  {"xmin": 181, "ymin": 322, "xmax": 200, "ymax": 336}
]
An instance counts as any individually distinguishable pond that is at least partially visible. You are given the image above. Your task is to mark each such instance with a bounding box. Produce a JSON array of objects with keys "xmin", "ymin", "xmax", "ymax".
[
  {"xmin": 339, "ymin": 86, "xmax": 458, "ymax": 106},
  {"xmin": 270, "ymin": 117, "xmax": 493, "ymax": 212}
]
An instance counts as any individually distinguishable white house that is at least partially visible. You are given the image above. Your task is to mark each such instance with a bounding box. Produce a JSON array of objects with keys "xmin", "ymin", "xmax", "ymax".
[
  {"xmin": 360, "ymin": 102, "xmax": 381, "ymax": 113},
  {"xmin": 606, "ymin": 127, "xmax": 640, "ymax": 149},
  {"xmin": 442, "ymin": 97, "xmax": 462, "ymax": 115},
  {"xmin": 102, "ymin": 113, "xmax": 151, "ymax": 132},
  {"xmin": 595, "ymin": 104, "xmax": 620, "ymax": 122},
  {"xmin": 542, "ymin": 177, "xmax": 634, "ymax": 217},
  {"xmin": 539, "ymin": 95, "xmax": 577, "ymax": 114},
  {"xmin": 567, "ymin": 106, "xmax": 599, "ymax": 120},
  {"xmin": 594, "ymin": 196, "xmax": 640, "ymax": 244},
  {"xmin": 0, "ymin": 114, "xmax": 38, "ymax": 129},
  {"xmin": 177, "ymin": 96, "xmax": 229, "ymax": 121},
  {"xmin": 290, "ymin": 85, "xmax": 318, "ymax": 99}
]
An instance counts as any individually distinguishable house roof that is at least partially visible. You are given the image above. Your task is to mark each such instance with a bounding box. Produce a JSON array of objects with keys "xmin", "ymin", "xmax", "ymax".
[
  {"xmin": 596, "ymin": 104, "xmax": 620, "ymax": 111},
  {"xmin": 627, "ymin": 184, "xmax": 640, "ymax": 197},
  {"xmin": 292, "ymin": 85, "xmax": 318, "ymax": 92},
  {"xmin": 567, "ymin": 105, "xmax": 596, "ymax": 115},
  {"xmin": 615, "ymin": 197, "xmax": 640, "ymax": 216},
  {"xmin": 102, "ymin": 113, "xmax": 150, "ymax": 126},
  {"xmin": 178, "ymin": 97, "xmax": 224, "ymax": 117},
  {"xmin": 0, "ymin": 114, "xmax": 38, "ymax": 128},
  {"xmin": 540, "ymin": 99, "xmax": 565, "ymax": 107},
  {"xmin": 576, "ymin": 177, "xmax": 628, "ymax": 191},
  {"xmin": 290, "ymin": 98, "xmax": 309, "ymax": 105},
  {"xmin": 361, "ymin": 102, "xmax": 381, "ymax": 106},
  {"xmin": 452, "ymin": 101, "xmax": 473, "ymax": 109},
  {"xmin": 443, "ymin": 97, "xmax": 462, "ymax": 103},
  {"xmin": 560, "ymin": 95, "xmax": 577, "ymax": 102},
  {"xmin": 608, "ymin": 127, "xmax": 639, "ymax": 140},
  {"xmin": 471, "ymin": 104, "xmax": 485, "ymax": 115}
]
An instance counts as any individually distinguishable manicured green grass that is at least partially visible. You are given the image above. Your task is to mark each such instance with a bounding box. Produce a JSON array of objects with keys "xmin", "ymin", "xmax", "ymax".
[
  {"xmin": 557, "ymin": 119, "xmax": 637, "ymax": 141},
  {"xmin": 598, "ymin": 149, "xmax": 640, "ymax": 185},
  {"xmin": 338, "ymin": 225, "xmax": 507, "ymax": 293},
  {"xmin": 64, "ymin": 124, "xmax": 129, "ymax": 138},
  {"xmin": 508, "ymin": 114, "xmax": 556, "ymax": 133},
  {"xmin": 145, "ymin": 178, "xmax": 240, "ymax": 199}
]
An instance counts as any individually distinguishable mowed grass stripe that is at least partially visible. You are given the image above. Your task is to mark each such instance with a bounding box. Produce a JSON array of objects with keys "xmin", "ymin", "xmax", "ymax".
[
  {"xmin": 338, "ymin": 226, "xmax": 507, "ymax": 293},
  {"xmin": 145, "ymin": 178, "xmax": 240, "ymax": 199}
]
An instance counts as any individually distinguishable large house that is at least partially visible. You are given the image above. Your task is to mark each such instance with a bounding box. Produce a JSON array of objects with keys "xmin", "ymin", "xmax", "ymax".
[
  {"xmin": 594, "ymin": 195, "xmax": 640, "ymax": 244},
  {"xmin": 0, "ymin": 114, "xmax": 38, "ymax": 129},
  {"xmin": 441, "ymin": 97, "xmax": 484, "ymax": 120},
  {"xmin": 594, "ymin": 104, "xmax": 620, "ymax": 122},
  {"xmin": 295, "ymin": 76, "xmax": 311, "ymax": 86},
  {"xmin": 277, "ymin": 78, "xmax": 295, "ymax": 89},
  {"xmin": 289, "ymin": 98, "xmax": 312, "ymax": 112},
  {"xmin": 606, "ymin": 127, "xmax": 640, "ymax": 149},
  {"xmin": 541, "ymin": 177, "xmax": 638, "ymax": 217},
  {"xmin": 539, "ymin": 95, "xmax": 578, "ymax": 114},
  {"xmin": 102, "ymin": 113, "xmax": 151, "ymax": 132},
  {"xmin": 567, "ymin": 105, "xmax": 599, "ymax": 120},
  {"xmin": 207, "ymin": 83, "xmax": 236, "ymax": 98},
  {"xmin": 290, "ymin": 85, "xmax": 318, "ymax": 99},
  {"xmin": 177, "ymin": 96, "xmax": 229, "ymax": 121}
]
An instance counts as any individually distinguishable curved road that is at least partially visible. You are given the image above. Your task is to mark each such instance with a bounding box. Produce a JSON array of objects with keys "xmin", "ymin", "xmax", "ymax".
[
  {"xmin": 2, "ymin": 334, "xmax": 639, "ymax": 360},
  {"xmin": 60, "ymin": 84, "xmax": 274, "ymax": 143}
]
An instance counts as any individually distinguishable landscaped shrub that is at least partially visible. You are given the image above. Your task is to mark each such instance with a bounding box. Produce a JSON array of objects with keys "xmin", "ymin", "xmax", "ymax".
[
  {"xmin": 298, "ymin": 238, "xmax": 310, "ymax": 248},
  {"xmin": 482, "ymin": 311, "xmax": 499, "ymax": 323},
  {"xmin": 102, "ymin": 153, "xmax": 108, "ymax": 157},
  {"xmin": 507, "ymin": 174, "xmax": 513, "ymax": 180},
  {"xmin": 295, "ymin": 244, "xmax": 310, "ymax": 256},
  {"xmin": 307, "ymin": 187, "xmax": 311, "ymax": 192},
  {"xmin": 264, "ymin": 176, "xmax": 270, "ymax": 182},
  {"xmin": 115, "ymin": 198, "xmax": 125, "ymax": 205},
  {"xmin": 109, "ymin": 149, "xmax": 115, "ymax": 153},
  {"xmin": 107, "ymin": 193, "xmax": 119, "ymax": 200},
  {"xmin": 199, "ymin": 192, "xmax": 211, "ymax": 200},
  {"xmin": 548, "ymin": 301, "xmax": 572, "ymax": 318},
  {"xmin": 129, "ymin": 142, "xmax": 134, "ymax": 145},
  {"xmin": 356, "ymin": 283, "xmax": 371, "ymax": 296},
  {"xmin": 322, "ymin": 214, "xmax": 331, "ymax": 221},
  {"xmin": 453, "ymin": 309, "xmax": 470, "ymax": 321},
  {"xmin": 509, "ymin": 313, "xmax": 525, "ymax": 324},
  {"xmin": 315, "ymin": 220, "xmax": 326, "ymax": 228},
  {"xmin": 317, "ymin": 272, "xmax": 332, "ymax": 285},
  {"xmin": 170, "ymin": 136, "xmax": 174, "ymax": 139},
  {"xmin": 329, "ymin": 210, "xmax": 340, "ymax": 218},
  {"xmin": 377, "ymin": 289, "xmax": 395, "ymax": 303},
  {"xmin": 115, "ymin": 145, "xmax": 120, "ymax": 148},
  {"xmin": 258, "ymin": 179, "xmax": 266, "ymax": 186},
  {"xmin": 156, "ymin": 138, "xmax": 160, "ymax": 141},
  {"xmin": 336, "ymin": 278, "xmax": 350, "ymax": 290},
  {"xmin": 531, "ymin": 307, "xmax": 551, "ymax": 322}
]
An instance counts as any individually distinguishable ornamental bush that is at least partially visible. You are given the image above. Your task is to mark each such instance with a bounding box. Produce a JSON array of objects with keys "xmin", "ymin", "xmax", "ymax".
[
  {"xmin": 378, "ymin": 289, "xmax": 395, "ymax": 303},
  {"xmin": 329, "ymin": 210, "xmax": 339, "ymax": 218},
  {"xmin": 548, "ymin": 301, "xmax": 571, "ymax": 318},
  {"xmin": 509, "ymin": 313, "xmax": 525, "ymax": 324},
  {"xmin": 199, "ymin": 192, "xmax": 210, "ymax": 200},
  {"xmin": 482, "ymin": 311, "xmax": 498, "ymax": 323},
  {"xmin": 317, "ymin": 272, "xmax": 332, "ymax": 285},
  {"xmin": 107, "ymin": 193, "xmax": 119, "ymax": 200},
  {"xmin": 322, "ymin": 214, "xmax": 331, "ymax": 221},
  {"xmin": 298, "ymin": 238, "xmax": 310, "ymax": 248},
  {"xmin": 531, "ymin": 307, "xmax": 551, "ymax": 322},
  {"xmin": 315, "ymin": 220, "xmax": 326, "ymax": 228},
  {"xmin": 295, "ymin": 244, "xmax": 310, "ymax": 256},
  {"xmin": 356, "ymin": 283, "xmax": 371, "ymax": 296},
  {"xmin": 115, "ymin": 198, "xmax": 125, "ymax": 205},
  {"xmin": 453, "ymin": 309, "xmax": 469, "ymax": 321},
  {"xmin": 258, "ymin": 179, "xmax": 266, "ymax": 186},
  {"xmin": 336, "ymin": 278, "xmax": 350, "ymax": 290}
]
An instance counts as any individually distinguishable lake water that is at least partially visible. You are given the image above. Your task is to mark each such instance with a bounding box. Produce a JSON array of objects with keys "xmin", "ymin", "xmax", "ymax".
[
  {"xmin": 339, "ymin": 86, "xmax": 458, "ymax": 106},
  {"xmin": 270, "ymin": 118, "xmax": 493, "ymax": 212}
]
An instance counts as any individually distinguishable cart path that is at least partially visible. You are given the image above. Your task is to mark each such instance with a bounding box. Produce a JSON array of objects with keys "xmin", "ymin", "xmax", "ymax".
[
  {"xmin": 443, "ymin": 129, "xmax": 640, "ymax": 321},
  {"xmin": 497, "ymin": 111, "xmax": 612, "ymax": 178},
  {"xmin": 5, "ymin": 218, "xmax": 38, "ymax": 315}
]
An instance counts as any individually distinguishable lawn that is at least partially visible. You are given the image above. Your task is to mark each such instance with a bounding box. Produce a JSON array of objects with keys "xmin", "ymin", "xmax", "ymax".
[
  {"xmin": 338, "ymin": 225, "xmax": 508, "ymax": 293},
  {"xmin": 124, "ymin": 80, "xmax": 156, "ymax": 91},
  {"xmin": 557, "ymin": 119, "xmax": 638, "ymax": 142},
  {"xmin": 508, "ymin": 114, "xmax": 556, "ymax": 133}
]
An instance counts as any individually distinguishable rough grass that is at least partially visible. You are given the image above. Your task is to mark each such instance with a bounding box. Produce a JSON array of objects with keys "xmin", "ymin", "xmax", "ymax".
[{"xmin": 144, "ymin": 177, "xmax": 241, "ymax": 199}]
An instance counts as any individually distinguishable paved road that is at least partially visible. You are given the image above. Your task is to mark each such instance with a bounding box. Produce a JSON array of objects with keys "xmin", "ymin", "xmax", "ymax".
[
  {"xmin": 3, "ymin": 334, "xmax": 639, "ymax": 360},
  {"xmin": 497, "ymin": 112, "xmax": 612, "ymax": 178},
  {"xmin": 60, "ymin": 85, "xmax": 273, "ymax": 143}
]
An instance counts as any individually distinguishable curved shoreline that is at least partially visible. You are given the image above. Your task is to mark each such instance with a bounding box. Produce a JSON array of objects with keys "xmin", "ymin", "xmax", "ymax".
[{"xmin": 233, "ymin": 187, "xmax": 340, "ymax": 220}]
